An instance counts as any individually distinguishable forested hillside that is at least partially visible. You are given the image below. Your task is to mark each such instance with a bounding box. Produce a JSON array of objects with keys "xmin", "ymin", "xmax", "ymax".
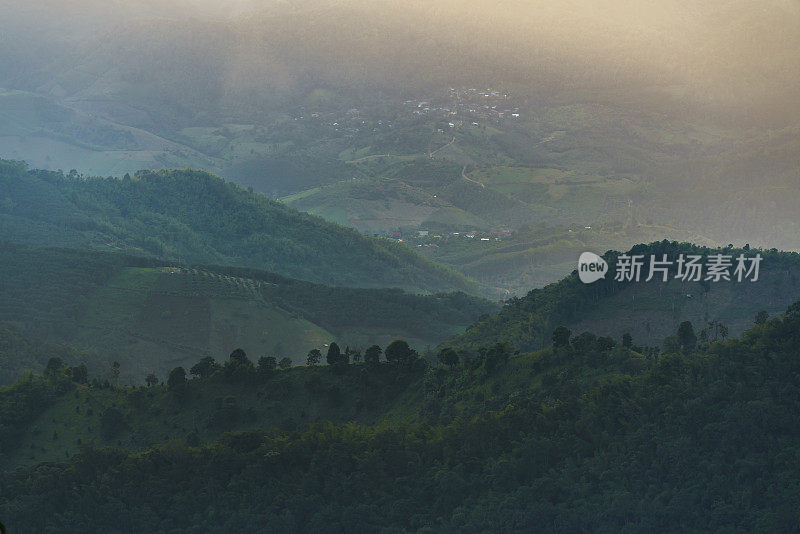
[
  {"xmin": 3, "ymin": 300, "xmax": 800, "ymax": 531},
  {"xmin": 0, "ymin": 345, "xmax": 428, "ymax": 469},
  {"xmin": 0, "ymin": 241, "xmax": 495, "ymax": 383},
  {"xmin": 0, "ymin": 159, "xmax": 476, "ymax": 294},
  {"xmin": 446, "ymin": 241, "xmax": 800, "ymax": 352}
]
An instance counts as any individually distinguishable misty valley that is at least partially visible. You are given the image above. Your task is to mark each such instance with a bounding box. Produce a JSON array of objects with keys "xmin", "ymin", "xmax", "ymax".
[{"xmin": 1, "ymin": 1, "xmax": 799, "ymax": 532}]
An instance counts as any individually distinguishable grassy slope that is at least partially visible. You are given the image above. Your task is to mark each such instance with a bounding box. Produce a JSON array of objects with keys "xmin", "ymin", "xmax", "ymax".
[
  {"xmin": 73, "ymin": 266, "xmax": 333, "ymax": 379},
  {"xmin": 0, "ymin": 323, "xmax": 89, "ymax": 386},
  {"xmin": 0, "ymin": 243, "xmax": 496, "ymax": 383}
]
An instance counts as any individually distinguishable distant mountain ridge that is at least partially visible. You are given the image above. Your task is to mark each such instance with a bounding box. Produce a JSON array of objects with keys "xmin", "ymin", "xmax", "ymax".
[{"xmin": 0, "ymin": 159, "xmax": 477, "ymax": 294}]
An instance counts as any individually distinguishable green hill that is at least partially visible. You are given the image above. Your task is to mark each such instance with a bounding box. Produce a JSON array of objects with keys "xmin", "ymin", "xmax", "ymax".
[
  {"xmin": 0, "ymin": 351, "xmax": 427, "ymax": 470},
  {"xmin": 0, "ymin": 242, "xmax": 496, "ymax": 384},
  {"xmin": 446, "ymin": 241, "xmax": 800, "ymax": 353},
  {"xmin": 3, "ymin": 300, "xmax": 800, "ymax": 530},
  {"xmin": 0, "ymin": 159, "xmax": 477, "ymax": 294}
]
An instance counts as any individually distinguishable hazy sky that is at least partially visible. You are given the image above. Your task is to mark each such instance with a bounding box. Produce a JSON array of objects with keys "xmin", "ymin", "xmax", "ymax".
[{"xmin": 1, "ymin": 0, "xmax": 798, "ymax": 122}]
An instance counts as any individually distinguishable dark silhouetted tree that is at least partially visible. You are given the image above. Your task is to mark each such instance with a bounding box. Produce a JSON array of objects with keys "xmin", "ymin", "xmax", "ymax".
[
  {"xmin": 597, "ymin": 336, "xmax": 616, "ymax": 351},
  {"xmin": 189, "ymin": 356, "xmax": 218, "ymax": 379},
  {"xmin": 699, "ymin": 328, "xmax": 709, "ymax": 343},
  {"xmin": 364, "ymin": 345, "xmax": 382, "ymax": 365},
  {"xmin": 326, "ymin": 343, "xmax": 342, "ymax": 366},
  {"xmin": 110, "ymin": 361, "xmax": 121, "ymax": 386},
  {"xmin": 45, "ymin": 357, "xmax": 64, "ymax": 377},
  {"xmin": 483, "ymin": 343, "xmax": 510, "ymax": 374},
  {"xmin": 229, "ymin": 348, "xmax": 248, "ymax": 365},
  {"xmin": 622, "ymin": 332, "xmax": 633, "ymax": 349},
  {"xmin": 306, "ymin": 349, "xmax": 321, "ymax": 366},
  {"xmin": 718, "ymin": 322, "xmax": 729, "ymax": 340},
  {"xmin": 438, "ymin": 348, "xmax": 459, "ymax": 368},
  {"xmin": 167, "ymin": 367, "xmax": 186, "ymax": 389},
  {"xmin": 71, "ymin": 363, "xmax": 88, "ymax": 384},
  {"xmin": 258, "ymin": 356, "xmax": 277, "ymax": 374},
  {"xmin": 385, "ymin": 340, "xmax": 414, "ymax": 365},
  {"xmin": 677, "ymin": 321, "xmax": 697, "ymax": 352},
  {"xmin": 572, "ymin": 332, "xmax": 597, "ymax": 354},
  {"xmin": 224, "ymin": 349, "xmax": 255, "ymax": 382},
  {"xmin": 552, "ymin": 326, "xmax": 571, "ymax": 348}
]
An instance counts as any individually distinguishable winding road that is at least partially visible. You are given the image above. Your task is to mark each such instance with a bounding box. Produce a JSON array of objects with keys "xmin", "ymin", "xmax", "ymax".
[
  {"xmin": 461, "ymin": 165, "xmax": 485, "ymax": 188},
  {"xmin": 429, "ymin": 136, "xmax": 455, "ymax": 158}
]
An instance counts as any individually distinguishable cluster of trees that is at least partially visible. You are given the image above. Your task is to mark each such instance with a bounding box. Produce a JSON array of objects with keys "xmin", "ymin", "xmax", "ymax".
[
  {"xmin": 551, "ymin": 325, "xmax": 666, "ymax": 357},
  {"xmin": 43, "ymin": 357, "xmax": 88, "ymax": 385},
  {"xmin": 43, "ymin": 357, "xmax": 130, "ymax": 392},
  {"xmin": 305, "ymin": 340, "xmax": 419, "ymax": 368},
  {"xmin": 663, "ymin": 317, "xmax": 740, "ymax": 354},
  {"xmin": 548, "ymin": 315, "xmax": 743, "ymax": 362},
  {"xmin": 159, "ymin": 349, "xmax": 295, "ymax": 390},
  {"xmin": 163, "ymin": 339, "xmax": 422, "ymax": 391}
]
